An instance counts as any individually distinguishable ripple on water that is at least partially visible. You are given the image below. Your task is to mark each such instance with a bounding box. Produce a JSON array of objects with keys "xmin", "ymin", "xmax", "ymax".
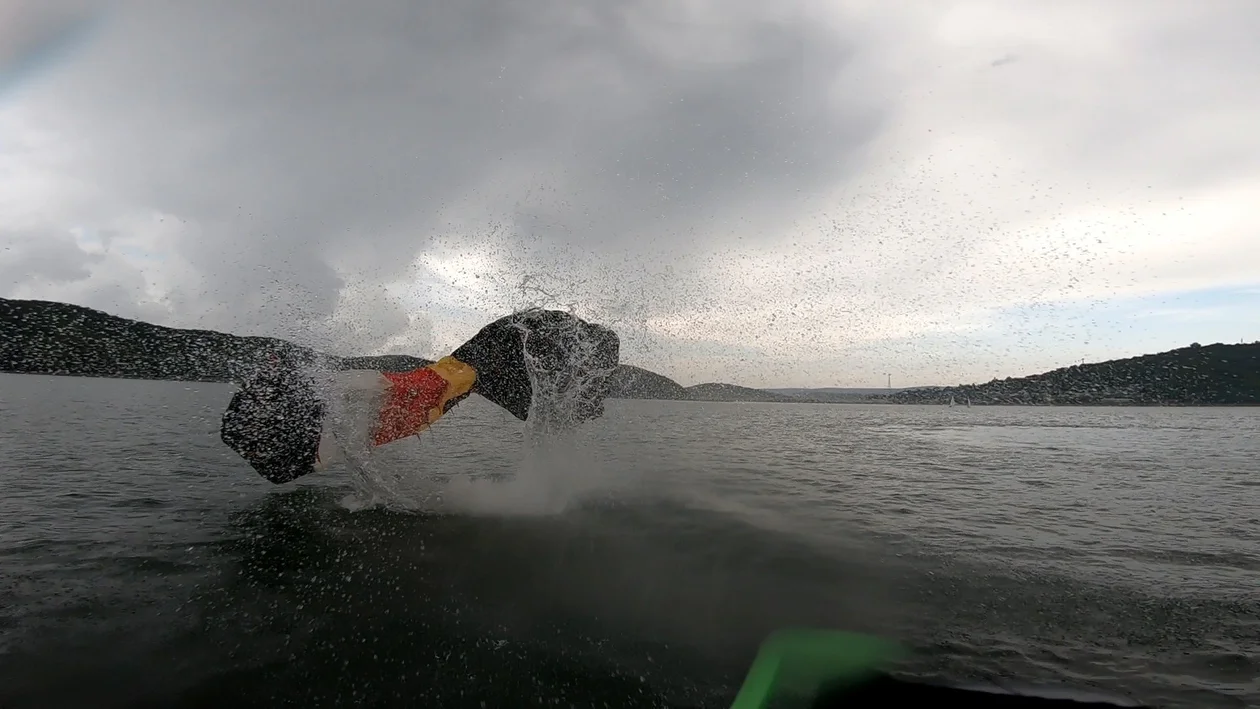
[{"xmin": 1, "ymin": 378, "xmax": 1258, "ymax": 708}]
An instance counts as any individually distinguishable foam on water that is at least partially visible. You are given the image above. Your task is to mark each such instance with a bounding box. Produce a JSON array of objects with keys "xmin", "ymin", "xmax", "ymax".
[
  {"xmin": 318, "ymin": 306, "xmax": 620, "ymax": 516},
  {"xmin": 308, "ymin": 364, "xmax": 427, "ymax": 510},
  {"xmin": 442, "ymin": 309, "xmax": 620, "ymax": 516}
]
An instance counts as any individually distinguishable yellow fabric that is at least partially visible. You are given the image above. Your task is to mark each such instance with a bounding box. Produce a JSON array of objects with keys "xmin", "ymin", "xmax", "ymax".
[{"xmin": 426, "ymin": 355, "xmax": 478, "ymax": 423}]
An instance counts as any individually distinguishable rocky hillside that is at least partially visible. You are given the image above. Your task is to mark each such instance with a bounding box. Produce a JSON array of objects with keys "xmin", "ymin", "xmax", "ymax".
[
  {"xmin": 883, "ymin": 342, "xmax": 1260, "ymax": 406},
  {"xmin": 684, "ymin": 382, "xmax": 800, "ymax": 403},
  {"xmin": 606, "ymin": 364, "xmax": 689, "ymax": 400},
  {"xmin": 0, "ymin": 298, "xmax": 786, "ymax": 401},
  {"xmin": 6, "ymin": 298, "xmax": 1256, "ymax": 406}
]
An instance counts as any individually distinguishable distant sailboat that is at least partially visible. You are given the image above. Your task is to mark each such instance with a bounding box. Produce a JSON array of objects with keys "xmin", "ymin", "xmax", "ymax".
[
  {"xmin": 965, "ymin": 396, "xmax": 972, "ymax": 408},
  {"xmin": 948, "ymin": 394, "xmax": 956, "ymax": 407}
]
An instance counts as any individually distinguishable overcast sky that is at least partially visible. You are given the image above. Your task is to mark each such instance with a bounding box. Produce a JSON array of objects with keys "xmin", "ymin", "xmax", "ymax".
[{"xmin": 2, "ymin": 0, "xmax": 1258, "ymax": 388}]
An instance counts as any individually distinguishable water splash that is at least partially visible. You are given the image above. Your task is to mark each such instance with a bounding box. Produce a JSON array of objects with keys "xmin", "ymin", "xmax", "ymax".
[
  {"xmin": 283, "ymin": 357, "xmax": 438, "ymax": 511},
  {"xmin": 318, "ymin": 303, "xmax": 620, "ymax": 516},
  {"xmin": 442, "ymin": 307, "xmax": 620, "ymax": 516}
]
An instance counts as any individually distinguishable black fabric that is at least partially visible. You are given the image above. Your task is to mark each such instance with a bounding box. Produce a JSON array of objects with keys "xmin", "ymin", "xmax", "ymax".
[
  {"xmin": 451, "ymin": 309, "xmax": 620, "ymax": 422},
  {"xmin": 221, "ymin": 310, "xmax": 620, "ymax": 484},
  {"xmin": 809, "ymin": 674, "xmax": 1150, "ymax": 708},
  {"xmin": 220, "ymin": 352, "xmax": 325, "ymax": 484}
]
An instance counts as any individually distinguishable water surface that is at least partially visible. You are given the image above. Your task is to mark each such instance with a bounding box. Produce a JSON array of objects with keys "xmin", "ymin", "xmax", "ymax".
[{"xmin": 1, "ymin": 374, "xmax": 1256, "ymax": 708}]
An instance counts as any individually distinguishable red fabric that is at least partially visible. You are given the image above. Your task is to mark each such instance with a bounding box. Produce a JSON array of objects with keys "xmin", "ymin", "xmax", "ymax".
[{"xmin": 372, "ymin": 367, "xmax": 449, "ymax": 446}]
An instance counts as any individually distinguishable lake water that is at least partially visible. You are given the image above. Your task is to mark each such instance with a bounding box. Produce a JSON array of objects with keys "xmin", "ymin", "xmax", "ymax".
[{"xmin": 0, "ymin": 373, "xmax": 1257, "ymax": 708}]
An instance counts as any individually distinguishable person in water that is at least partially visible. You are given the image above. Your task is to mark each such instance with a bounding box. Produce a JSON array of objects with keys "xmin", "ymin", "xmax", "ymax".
[{"xmin": 220, "ymin": 308, "xmax": 620, "ymax": 484}]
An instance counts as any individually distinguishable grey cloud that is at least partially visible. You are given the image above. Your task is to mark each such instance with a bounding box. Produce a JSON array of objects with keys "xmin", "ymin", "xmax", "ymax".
[
  {"xmin": 0, "ymin": 229, "xmax": 174, "ymax": 325},
  {"xmin": 0, "ymin": 230, "xmax": 102, "ymax": 286},
  {"xmin": 18, "ymin": 0, "xmax": 887, "ymax": 348},
  {"xmin": 7, "ymin": 0, "xmax": 1258, "ymax": 375},
  {"xmin": 989, "ymin": 2, "xmax": 1260, "ymax": 192}
]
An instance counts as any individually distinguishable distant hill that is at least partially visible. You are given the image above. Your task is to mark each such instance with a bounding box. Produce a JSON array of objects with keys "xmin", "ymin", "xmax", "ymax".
[
  {"xmin": 684, "ymin": 382, "xmax": 799, "ymax": 403},
  {"xmin": 0, "ymin": 298, "xmax": 800, "ymax": 403},
  {"xmin": 340, "ymin": 354, "xmax": 434, "ymax": 372},
  {"xmin": 767, "ymin": 387, "xmax": 903, "ymax": 403},
  {"xmin": 607, "ymin": 364, "xmax": 689, "ymax": 400},
  {"xmin": 5, "ymin": 298, "xmax": 1256, "ymax": 406},
  {"xmin": 603, "ymin": 370, "xmax": 802, "ymax": 403},
  {"xmin": 882, "ymin": 342, "xmax": 1260, "ymax": 406},
  {"xmin": 0, "ymin": 298, "xmax": 430, "ymax": 382},
  {"xmin": 2, "ymin": 297, "xmax": 298, "ymax": 382}
]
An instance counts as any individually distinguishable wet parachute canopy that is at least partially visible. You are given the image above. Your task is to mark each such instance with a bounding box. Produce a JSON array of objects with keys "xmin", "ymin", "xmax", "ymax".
[
  {"xmin": 453, "ymin": 309, "xmax": 620, "ymax": 422},
  {"xmin": 220, "ymin": 309, "xmax": 620, "ymax": 484}
]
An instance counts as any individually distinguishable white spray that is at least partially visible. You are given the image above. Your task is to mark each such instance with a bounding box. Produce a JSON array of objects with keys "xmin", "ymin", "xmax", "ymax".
[
  {"xmin": 441, "ymin": 307, "xmax": 620, "ymax": 516},
  {"xmin": 316, "ymin": 305, "xmax": 619, "ymax": 516}
]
